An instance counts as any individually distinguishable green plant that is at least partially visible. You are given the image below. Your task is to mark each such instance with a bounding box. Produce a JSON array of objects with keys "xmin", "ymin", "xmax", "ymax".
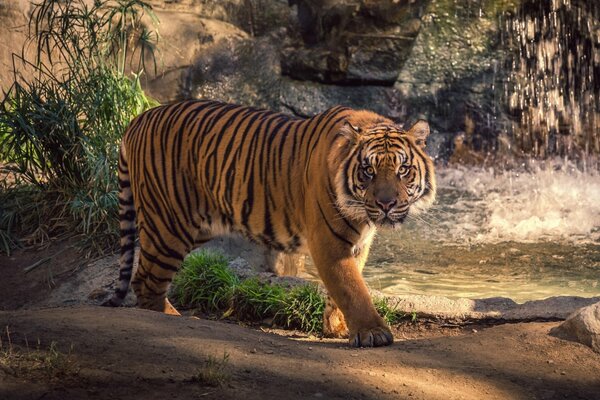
[
  {"xmin": 173, "ymin": 250, "xmax": 326, "ymax": 333},
  {"xmin": 374, "ymin": 296, "xmax": 401, "ymax": 325},
  {"xmin": 234, "ymin": 278, "xmax": 287, "ymax": 319},
  {"xmin": 174, "ymin": 250, "xmax": 417, "ymax": 335},
  {"xmin": 0, "ymin": 0, "xmax": 159, "ymax": 255},
  {"xmin": 193, "ymin": 352, "xmax": 230, "ymax": 387},
  {"xmin": 173, "ymin": 250, "xmax": 239, "ymax": 312},
  {"xmin": 373, "ymin": 296, "xmax": 420, "ymax": 325},
  {"xmin": 411, "ymin": 310, "xmax": 418, "ymax": 323},
  {"xmin": 276, "ymin": 284, "xmax": 325, "ymax": 333}
]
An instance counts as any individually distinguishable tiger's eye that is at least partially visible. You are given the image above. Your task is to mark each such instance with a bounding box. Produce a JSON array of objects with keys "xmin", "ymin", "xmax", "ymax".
[
  {"xmin": 365, "ymin": 166, "xmax": 375, "ymax": 176},
  {"xmin": 398, "ymin": 165, "xmax": 409, "ymax": 176}
]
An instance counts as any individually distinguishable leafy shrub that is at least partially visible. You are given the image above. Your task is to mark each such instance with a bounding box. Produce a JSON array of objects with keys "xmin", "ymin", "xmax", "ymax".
[{"xmin": 0, "ymin": 0, "xmax": 159, "ymax": 255}]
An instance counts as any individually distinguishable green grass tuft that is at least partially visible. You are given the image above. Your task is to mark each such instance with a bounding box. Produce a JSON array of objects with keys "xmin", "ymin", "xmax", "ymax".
[
  {"xmin": 172, "ymin": 250, "xmax": 325, "ymax": 333},
  {"xmin": 276, "ymin": 284, "xmax": 325, "ymax": 333},
  {"xmin": 192, "ymin": 352, "xmax": 230, "ymax": 387},
  {"xmin": 374, "ymin": 296, "xmax": 401, "ymax": 325},
  {"xmin": 172, "ymin": 251, "xmax": 238, "ymax": 312}
]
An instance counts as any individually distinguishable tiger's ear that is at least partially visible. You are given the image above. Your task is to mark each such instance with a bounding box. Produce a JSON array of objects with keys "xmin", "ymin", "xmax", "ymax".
[
  {"xmin": 338, "ymin": 121, "xmax": 362, "ymax": 143},
  {"xmin": 406, "ymin": 120, "xmax": 430, "ymax": 149}
]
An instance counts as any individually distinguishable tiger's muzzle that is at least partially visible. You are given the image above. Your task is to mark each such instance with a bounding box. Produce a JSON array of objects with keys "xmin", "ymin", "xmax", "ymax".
[{"xmin": 366, "ymin": 202, "xmax": 408, "ymax": 227}]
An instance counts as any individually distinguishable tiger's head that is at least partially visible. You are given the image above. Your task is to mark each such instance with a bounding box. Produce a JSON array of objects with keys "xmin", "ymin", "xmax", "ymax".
[{"xmin": 330, "ymin": 111, "xmax": 436, "ymax": 228}]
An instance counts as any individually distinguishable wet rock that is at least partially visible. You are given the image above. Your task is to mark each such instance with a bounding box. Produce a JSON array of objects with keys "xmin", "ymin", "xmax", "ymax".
[
  {"xmin": 182, "ymin": 34, "xmax": 283, "ymax": 110},
  {"xmin": 394, "ymin": 0, "xmax": 516, "ymax": 155},
  {"xmin": 550, "ymin": 302, "xmax": 600, "ymax": 353},
  {"xmin": 279, "ymin": 78, "xmax": 401, "ymax": 118},
  {"xmin": 282, "ymin": 0, "xmax": 427, "ymax": 85}
]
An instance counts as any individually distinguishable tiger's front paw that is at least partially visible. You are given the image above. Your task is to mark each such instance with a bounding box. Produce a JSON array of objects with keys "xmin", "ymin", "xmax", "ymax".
[{"xmin": 350, "ymin": 325, "xmax": 394, "ymax": 348}]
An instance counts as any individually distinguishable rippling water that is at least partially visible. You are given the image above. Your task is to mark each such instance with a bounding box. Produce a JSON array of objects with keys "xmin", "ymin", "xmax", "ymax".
[{"xmin": 307, "ymin": 162, "xmax": 600, "ymax": 302}]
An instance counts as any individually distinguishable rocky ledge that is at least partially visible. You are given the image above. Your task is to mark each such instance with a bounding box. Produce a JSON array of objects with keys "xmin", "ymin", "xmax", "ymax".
[{"xmin": 34, "ymin": 250, "xmax": 600, "ymax": 353}]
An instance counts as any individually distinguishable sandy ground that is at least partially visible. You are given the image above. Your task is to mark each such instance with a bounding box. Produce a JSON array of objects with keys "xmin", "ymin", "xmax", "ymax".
[{"xmin": 1, "ymin": 244, "xmax": 599, "ymax": 400}]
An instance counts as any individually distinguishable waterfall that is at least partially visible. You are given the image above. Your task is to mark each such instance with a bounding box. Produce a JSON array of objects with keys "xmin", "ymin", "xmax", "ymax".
[{"xmin": 503, "ymin": 0, "xmax": 600, "ymax": 158}]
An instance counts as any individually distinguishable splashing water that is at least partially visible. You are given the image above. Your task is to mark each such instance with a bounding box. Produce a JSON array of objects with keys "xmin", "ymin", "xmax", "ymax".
[{"xmin": 429, "ymin": 163, "xmax": 600, "ymax": 244}]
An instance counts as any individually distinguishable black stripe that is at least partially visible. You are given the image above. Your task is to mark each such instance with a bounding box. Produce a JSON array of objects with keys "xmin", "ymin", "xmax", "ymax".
[
  {"xmin": 135, "ymin": 269, "xmax": 173, "ymax": 283},
  {"xmin": 120, "ymin": 210, "xmax": 136, "ymax": 221},
  {"xmin": 119, "ymin": 197, "xmax": 133, "ymax": 206},
  {"xmin": 326, "ymin": 176, "xmax": 361, "ymax": 236},
  {"xmin": 317, "ymin": 202, "xmax": 354, "ymax": 247},
  {"xmin": 304, "ymin": 111, "xmax": 348, "ymax": 181},
  {"xmin": 119, "ymin": 270, "xmax": 132, "ymax": 280},
  {"xmin": 120, "ymin": 241, "xmax": 135, "ymax": 256},
  {"xmin": 120, "ymin": 228, "xmax": 137, "ymax": 237},
  {"xmin": 140, "ymin": 247, "xmax": 180, "ymax": 272},
  {"xmin": 135, "ymin": 279, "xmax": 167, "ymax": 297}
]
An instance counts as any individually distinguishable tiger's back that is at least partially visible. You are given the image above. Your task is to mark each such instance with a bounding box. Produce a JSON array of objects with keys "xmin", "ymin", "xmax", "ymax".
[{"xmin": 106, "ymin": 99, "xmax": 436, "ymax": 348}]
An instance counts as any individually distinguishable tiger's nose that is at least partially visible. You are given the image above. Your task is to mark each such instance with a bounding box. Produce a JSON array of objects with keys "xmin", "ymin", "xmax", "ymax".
[{"xmin": 376, "ymin": 199, "xmax": 397, "ymax": 212}]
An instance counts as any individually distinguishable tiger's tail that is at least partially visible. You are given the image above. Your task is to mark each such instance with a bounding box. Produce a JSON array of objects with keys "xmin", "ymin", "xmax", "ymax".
[{"xmin": 103, "ymin": 143, "xmax": 136, "ymax": 307}]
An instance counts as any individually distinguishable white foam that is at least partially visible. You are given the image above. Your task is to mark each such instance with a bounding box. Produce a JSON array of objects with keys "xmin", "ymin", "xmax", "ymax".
[{"xmin": 431, "ymin": 162, "xmax": 600, "ymax": 244}]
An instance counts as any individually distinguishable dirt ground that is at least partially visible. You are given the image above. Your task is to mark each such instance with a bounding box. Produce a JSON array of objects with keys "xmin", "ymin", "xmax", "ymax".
[{"xmin": 1, "ymin": 244, "xmax": 599, "ymax": 400}]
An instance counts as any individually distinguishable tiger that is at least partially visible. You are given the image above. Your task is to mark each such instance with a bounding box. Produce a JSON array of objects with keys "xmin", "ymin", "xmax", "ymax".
[{"xmin": 103, "ymin": 100, "xmax": 436, "ymax": 348}]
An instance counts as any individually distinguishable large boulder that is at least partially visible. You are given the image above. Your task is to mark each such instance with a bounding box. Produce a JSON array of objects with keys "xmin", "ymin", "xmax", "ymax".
[
  {"xmin": 550, "ymin": 302, "xmax": 600, "ymax": 353},
  {"xmin": 281, "ymin": 0, "xmax": 426, "ymax": 85},
  {"xmin": 142, "ymin": 11, "xmax": 250, "ymax": 102},
  {"xmin": 139, "ymin": 0, "xmax": 291, "ymax": 102}
]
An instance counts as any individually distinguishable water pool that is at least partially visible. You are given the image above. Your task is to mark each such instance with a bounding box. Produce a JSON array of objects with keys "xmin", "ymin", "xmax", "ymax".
[{"xmin": 307, "ymin": 163, "xmax": 600, "ymax": 302}]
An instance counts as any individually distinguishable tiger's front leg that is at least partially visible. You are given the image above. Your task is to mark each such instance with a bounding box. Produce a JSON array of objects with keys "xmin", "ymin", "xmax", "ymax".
[
  {"xmin": 309, "ymin": 237, "xmax": 393, "ymax": 347},
  {"xmin": 323, "ymin": 235, "xmax": 374, "ymax": 339}
]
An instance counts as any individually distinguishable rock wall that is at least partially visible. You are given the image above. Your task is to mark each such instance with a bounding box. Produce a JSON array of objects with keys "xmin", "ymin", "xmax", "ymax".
[
  {"xmin": 0, "ymin": 0, "xmax": 526, "ymax": 160},
  {"xmin": 139, "ymin": 0, "xmax": 526, "ymax": 161}
]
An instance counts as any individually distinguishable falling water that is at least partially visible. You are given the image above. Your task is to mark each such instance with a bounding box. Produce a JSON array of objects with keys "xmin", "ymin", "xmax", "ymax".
[{"xmin": 503, "ymin": 0, "xmax": 600, "ymax": 158}]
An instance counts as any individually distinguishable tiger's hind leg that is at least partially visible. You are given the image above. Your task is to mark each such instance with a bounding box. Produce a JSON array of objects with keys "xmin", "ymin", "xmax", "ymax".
[
  {"xmin": 323, "ymin": 295, "xmax": 348, "ymax": 338},
  {"xmin": 130, "ymin": 225, "xmax": 191, "ymax": 316}
]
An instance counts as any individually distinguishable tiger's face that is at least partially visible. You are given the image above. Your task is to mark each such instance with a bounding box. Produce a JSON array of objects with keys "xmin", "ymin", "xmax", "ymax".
[{"xmin": 332, "ymin": 114, "xmax": 436, "ymax": 228}]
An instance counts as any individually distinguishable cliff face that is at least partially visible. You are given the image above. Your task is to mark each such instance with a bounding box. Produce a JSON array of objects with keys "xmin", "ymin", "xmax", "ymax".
[
  {"xmin": 0, "ymin": 1, "xmax": 521, "ymax": 160},
  {"xmin": 135, "ymin": 0, "xmax": 516, "ymax": 160}
]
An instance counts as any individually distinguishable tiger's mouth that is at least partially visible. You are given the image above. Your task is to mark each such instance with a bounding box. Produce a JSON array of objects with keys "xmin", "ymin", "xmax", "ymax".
[{"xmin": 368, "ymin": 211, "xmax": 407, "ymax": 227}]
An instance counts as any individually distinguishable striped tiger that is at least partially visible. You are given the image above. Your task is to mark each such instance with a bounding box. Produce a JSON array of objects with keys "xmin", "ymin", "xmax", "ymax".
[{"xmin": 104, "ymin": 100, "xmax": 436, "ymax": 347}]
